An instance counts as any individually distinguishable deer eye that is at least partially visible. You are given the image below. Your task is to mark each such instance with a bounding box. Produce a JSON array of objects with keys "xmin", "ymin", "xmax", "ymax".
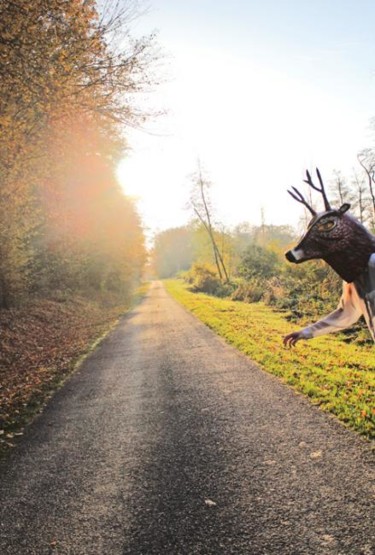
[{"xmin": 317, "ymin": 220, "xmax": 336, "ymax": 232}]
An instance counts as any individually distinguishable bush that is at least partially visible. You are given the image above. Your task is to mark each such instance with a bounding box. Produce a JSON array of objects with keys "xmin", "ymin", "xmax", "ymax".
[
  {"xmin": 187, "ymin": 264, "xmax": 222, "ymax": 295},
  {"xmin": 262, "ymin": 276, "xmax": 285, "ymax": 305},
  {"xmin": 237, "ymin": 244, "xmax": 279, "ymax": 281},
  {"xmin": 214, "ymin": 281, "xmax": 236, "ymax": 298},
  {"xmin": 186, "ymin": 263, "xmax": 235, "ymax": 297},
  {"xmin": 265, "ymin": 262, "xmax": 341, "ymax": 320},
  {"xmin": 231, "ymin": 279, "xmax": 264, "ymax": 303}
]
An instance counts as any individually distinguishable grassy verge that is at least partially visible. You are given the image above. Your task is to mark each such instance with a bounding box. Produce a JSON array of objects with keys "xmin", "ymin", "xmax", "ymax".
[
  {"xmin": 165, "ymin": 279, "xmax": 375, "ymax": 439},
  {"xmin": 0, "ymin": 284, "xmax": 149, "ymax": 457}
]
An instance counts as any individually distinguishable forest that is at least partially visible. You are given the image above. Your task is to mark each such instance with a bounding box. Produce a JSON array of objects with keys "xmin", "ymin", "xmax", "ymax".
[{"xmin": 0, "ymin": 0, "xmax": 158, "ymax": 309}]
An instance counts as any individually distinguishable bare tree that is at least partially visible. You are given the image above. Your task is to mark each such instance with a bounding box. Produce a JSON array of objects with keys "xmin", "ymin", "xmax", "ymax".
[
  {"xmin": 357, "ymin": 150, "xmax": 375, "ymax": 228},
  {"xmin": 330, "ymin": 171, "xmax": 350, "ymax": 205},
  {"xmin": 188, "ymin": 164, "xmax": 229, "ymax": 283},
  {"xmin": 351, "ymin": 170, "xmax": 370, "ymax": 225}
]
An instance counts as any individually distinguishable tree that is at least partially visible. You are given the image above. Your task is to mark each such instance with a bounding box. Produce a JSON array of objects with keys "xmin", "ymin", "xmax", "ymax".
[
  {"xmin": 0, "ymin": 0, "xmax": 156, "ymax": 306},
  {"xmin": 357, "ymin": 150, "xmax": 375, "ymax": 229},
  {"xmin": 329, "ymin": 171, "xmax": 354, "ymax": 207},
  {"xmin": 188, "ymin": 164, "xmax": 230, "ymax": 283},
  {"xmin": 350, "ymin": 170, "xmax": 371, "ymax": 225},
  {"xmin": 153, "ymin": 227, "xmax": 195, "ymax": 278}
]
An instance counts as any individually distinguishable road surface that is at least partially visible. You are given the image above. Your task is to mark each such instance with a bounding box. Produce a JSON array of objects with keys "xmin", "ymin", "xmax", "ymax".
[{"xmin": 0, "ymin": 281, "xmax": 374, "ymax": 554}]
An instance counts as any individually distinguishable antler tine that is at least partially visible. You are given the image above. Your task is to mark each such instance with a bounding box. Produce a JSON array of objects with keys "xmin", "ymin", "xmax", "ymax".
[
  {"xmin": 287, "ymin": 187, "xmax": 317, "ymax": 216},
  {"xmin": 303, "ymin": 169, "xmax": 319, "ymax": 191},
  {"xmin": 316, "ymin": 168, "xmax": 331, "ymax": 211},
  {"xmin": 289, "ymin": 186, "xmax": 305, "ymax": 202},
  {"xmin": 303, "ymin": 168, "xmax": 331, "ymax": 211}
]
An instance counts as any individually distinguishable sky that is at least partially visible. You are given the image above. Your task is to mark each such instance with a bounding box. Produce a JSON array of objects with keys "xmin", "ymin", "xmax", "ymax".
[{"xmin": 116, "ymin": 0, "xmax": 375, "ymax": 236}]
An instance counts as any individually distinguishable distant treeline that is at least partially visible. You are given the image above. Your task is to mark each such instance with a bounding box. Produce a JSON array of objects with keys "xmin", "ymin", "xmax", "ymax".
[{"xmin": 0, "ymin": 1, "xmax": 155, "ymax": 308}]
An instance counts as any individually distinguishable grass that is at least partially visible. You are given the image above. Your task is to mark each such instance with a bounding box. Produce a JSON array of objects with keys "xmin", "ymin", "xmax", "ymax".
[{"xmin": 165, "ymin": 279, "xmax": 375, "ymax": 439}]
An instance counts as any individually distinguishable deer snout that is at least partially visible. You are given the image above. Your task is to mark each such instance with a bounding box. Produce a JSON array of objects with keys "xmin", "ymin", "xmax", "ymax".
[
  {"xmin": 285, "ymin": 250, "xmax": 297, "ymax": 263},
  {"xmin": 285, "ymin": 248, "xmax": 305, "ymax": 263}
]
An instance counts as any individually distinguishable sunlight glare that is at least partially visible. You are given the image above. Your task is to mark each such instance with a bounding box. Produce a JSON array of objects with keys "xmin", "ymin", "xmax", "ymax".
[{"xmin": 117, "ymin": 42, "xmax": 371, "ymax": 233}]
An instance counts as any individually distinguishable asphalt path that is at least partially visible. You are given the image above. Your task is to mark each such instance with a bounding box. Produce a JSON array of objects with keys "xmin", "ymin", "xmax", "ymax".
[{"xmin": 0, "ymin": 281, "xmax": 374, "ymax": 555}]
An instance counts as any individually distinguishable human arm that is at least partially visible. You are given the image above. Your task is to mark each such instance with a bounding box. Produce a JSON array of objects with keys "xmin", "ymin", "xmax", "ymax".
[{"xmin": 283, "ymin": 283, "xmax": 362, "ymax": 347}]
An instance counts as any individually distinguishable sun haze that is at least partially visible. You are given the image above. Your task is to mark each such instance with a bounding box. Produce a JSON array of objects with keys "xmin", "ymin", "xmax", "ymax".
[{"xmin": 117, "ymin": 0, "xmax": 375, "ymax": 233}]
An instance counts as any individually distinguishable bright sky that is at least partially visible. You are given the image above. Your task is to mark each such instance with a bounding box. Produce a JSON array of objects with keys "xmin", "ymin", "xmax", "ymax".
[{"xmin": 116, "ymin": 0, "xmax": 375, "ymax": 235}]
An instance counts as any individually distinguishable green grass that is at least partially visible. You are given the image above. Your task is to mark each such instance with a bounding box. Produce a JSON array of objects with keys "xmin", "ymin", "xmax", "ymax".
[{"xmin": 165, "ymin": 279, "xmax": 375, "ymax": 439}]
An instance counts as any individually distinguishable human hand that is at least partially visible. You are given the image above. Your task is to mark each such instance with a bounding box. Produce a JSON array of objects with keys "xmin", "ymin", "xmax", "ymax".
[{"xmin": 283, "ymin": 331, "xmax": 303, "ymax": 348}]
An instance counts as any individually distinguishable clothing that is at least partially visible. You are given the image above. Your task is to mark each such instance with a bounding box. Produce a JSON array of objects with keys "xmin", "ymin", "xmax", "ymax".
[{"xmin": 300, "ymin": 253, "xmax": 375, "ymax": 341}]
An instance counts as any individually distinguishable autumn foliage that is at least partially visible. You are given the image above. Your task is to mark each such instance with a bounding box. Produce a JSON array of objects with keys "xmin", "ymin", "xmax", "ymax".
[{"xmin": 0, "ymin": 0, "xmax": 152, "ymax": 307}]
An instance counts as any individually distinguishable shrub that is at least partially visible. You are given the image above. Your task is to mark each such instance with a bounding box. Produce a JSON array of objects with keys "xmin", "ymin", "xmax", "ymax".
[
  {"xmin": 231, "ymin": 279, "xmax": 264, "ymax": 303},
  {"xmin": 262, "ymin": 276, "xmax": 285, "ymax": 305},
  {"xmin": 188, "ymin": 263, "xmax": 222, "ymax": 295},
  {"xmin": 267, "ymin": 262, "xmax": 341, "ymax": 320},
  {"xmin": 237, "ymin": 244, "xmax": 279, "ymax": 281},
  {"xmin": 186, "ymin": 263, "xmax": 235, "ymax": 297}
]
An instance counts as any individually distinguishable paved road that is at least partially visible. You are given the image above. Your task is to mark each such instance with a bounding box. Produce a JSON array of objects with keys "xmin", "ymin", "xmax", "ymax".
[{"xmin": 0, "ymin": 282, "xmax": 373, "ymax": 555}]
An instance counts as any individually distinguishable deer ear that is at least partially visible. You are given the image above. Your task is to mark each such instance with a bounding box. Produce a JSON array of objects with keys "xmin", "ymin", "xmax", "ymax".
[{"xmin": 338, "ymin": 203, "xmax": 350, "ymax": 215}]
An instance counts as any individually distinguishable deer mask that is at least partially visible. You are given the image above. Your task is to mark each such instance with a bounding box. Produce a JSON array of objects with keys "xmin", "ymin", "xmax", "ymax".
[{"xmin": 285, "ymin": 169, "xmax": 375, "ymax": 283}]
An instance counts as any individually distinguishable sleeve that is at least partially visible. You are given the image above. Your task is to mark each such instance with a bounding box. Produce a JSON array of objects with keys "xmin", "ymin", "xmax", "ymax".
[{"xmin": 299, "ymin": 283, "xmax": 362, "ymax": 339}]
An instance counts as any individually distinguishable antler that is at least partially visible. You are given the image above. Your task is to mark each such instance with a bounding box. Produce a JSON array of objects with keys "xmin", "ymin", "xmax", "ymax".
[
  {"xmin": 287, "ymin": 186, "xmax": 317, "ymax": 216},
  {"xmin": 303, "ymin": 168, "xmax": 331, "ymax": 211}
]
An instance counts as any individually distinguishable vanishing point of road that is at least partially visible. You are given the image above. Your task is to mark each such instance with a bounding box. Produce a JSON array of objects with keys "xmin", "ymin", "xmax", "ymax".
[{"xmin": 0, "ymin": 282, "xmax": 374, "ymax": 555}]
